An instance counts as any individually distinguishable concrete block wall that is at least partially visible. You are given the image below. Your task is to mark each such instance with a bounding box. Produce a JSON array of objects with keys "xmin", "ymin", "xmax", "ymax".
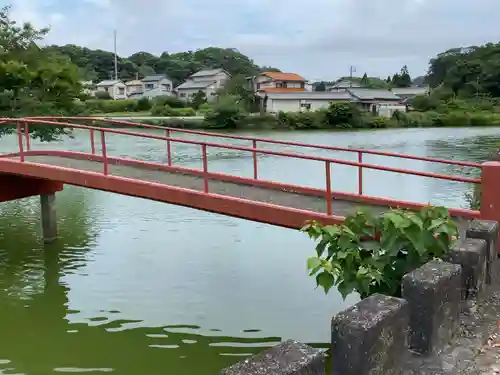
[{"xmin": 219, "ymin": 220, "xmax": 498, "ymax": 375}]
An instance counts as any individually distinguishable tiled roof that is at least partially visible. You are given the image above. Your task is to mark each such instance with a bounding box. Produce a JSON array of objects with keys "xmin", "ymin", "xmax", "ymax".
[
  {"xmin": 258, "ymin": 88, "xmax": 306, "ymax": 93},
  {"xmin": 391, "ymin": 87, "xmax": 430, "ymax": 96},
  {"xmin": 261, "ymin": 91, "xmax": 355, "ymax": 101},
  {"xmin": 260, "ymin": 72, "xmax": 306, "ymax": 81},
  {"xmin": 125, "ymin": 80, "xmax": 142, "ymax": 86},
  {"xmin": 176, "ymin": 80, "xmax": 216, "ymax": 90},
  {"xmin": 143, "ymin": 74, "xmax": 170, "ymax": 82},
  {"xmin": 347, "ymin": 88, "xmax": 400, "ymax": 101},
  {"xmin": 191, "ymin": 69, "xmax": 226, "ymax": 77}
]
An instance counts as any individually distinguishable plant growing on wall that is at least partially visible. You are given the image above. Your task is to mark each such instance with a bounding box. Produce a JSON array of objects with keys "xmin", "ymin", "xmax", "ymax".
[{"xmin": 302, "ymin": 206, "xmax": 458, "ymax": 299}]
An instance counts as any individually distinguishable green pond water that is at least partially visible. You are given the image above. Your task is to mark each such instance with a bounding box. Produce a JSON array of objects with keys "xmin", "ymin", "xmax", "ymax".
[{"xmin": 0, "ymin": 126, "xmax": 498, "ymax": 374}]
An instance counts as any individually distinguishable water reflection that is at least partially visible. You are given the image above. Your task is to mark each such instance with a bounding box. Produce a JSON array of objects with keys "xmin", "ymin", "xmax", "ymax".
[{"xmin": 0, "ymin": 191, "xmax": 289, "ymax": 374}]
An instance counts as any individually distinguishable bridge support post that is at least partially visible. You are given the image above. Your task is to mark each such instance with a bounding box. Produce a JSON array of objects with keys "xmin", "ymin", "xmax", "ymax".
[
  {"xmin": 480, "ymin": 162, "xmax": 500, "ymax": 253},
  {"xmin": 40, "ymin": 193, "xmax": 57, "ymax": 244}
]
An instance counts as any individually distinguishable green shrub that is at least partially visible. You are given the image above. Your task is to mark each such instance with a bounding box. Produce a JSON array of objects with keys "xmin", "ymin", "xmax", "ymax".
[
  {"xmin": 204, "ymin": 96, "xmax": 245, "ymax": 129},
  {"xmin": 303, "ymin": 206, "xmax": 458, "ymax": 299},
  {"xmin": 135, "ymin": 97, "xmax": 152, "ymax": 111},
  {"xmin": 83, "ymin": 99, "xmax": 138, "ymax": 114},
  {"xmin": 94, "ymin": 91, "xmax": 111, "ymax": 100},
  {"xmin": 152, "ymin": 95, "xmax": 185, "ymax": 108},
  {"xmin": 197, "ymin": 103, "xmax": 213, "ymax": 115}
]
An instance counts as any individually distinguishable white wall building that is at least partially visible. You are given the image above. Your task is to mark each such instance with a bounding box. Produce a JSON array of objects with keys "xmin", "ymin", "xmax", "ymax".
[
  {"xmin": 176, "ymin": 68, "xmax": 230, "ymax": 102},
  {"xmin": 261, "ymin": 92, "xmax": 354, "ymax": 113},
  {"xmin": 95, "ymin": 80, "xmax": 127, "ymax": 100}
]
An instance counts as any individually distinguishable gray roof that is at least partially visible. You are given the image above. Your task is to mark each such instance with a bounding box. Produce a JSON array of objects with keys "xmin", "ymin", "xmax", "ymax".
[
  {"xmin": 347, "ymin": 88, "xmax": 400, "ymax": 101},
  {"xmin": 129, "ymin": 87, "xmax": 171, "ymax": 99},
  {"xmin": 331, "ymin": 79, "xmax": 363, "ymax": 89},
  {"xmin": 190, "ymin": 68, "xmax": 227, "ymax": 78},
  {"xmin": 143, "ymin": 74, "xmax": 171, "ymax": 82},
  {"xmin": 176, "ymin": 80, "xmax": 216, "ymax": 90},
  {"xmin": 261, "ymin": 91, "xmax": 355, "ymax": 101},
  {"xmin": 96, "ymin": 80, "xmax": 123, "ymax": 87},
  {"xmin": 391, "ymin": 87, "xmax": 429, "ymax": 96}
]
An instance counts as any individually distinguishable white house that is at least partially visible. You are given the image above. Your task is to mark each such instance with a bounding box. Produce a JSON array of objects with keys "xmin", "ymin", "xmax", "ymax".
[
  {"xmin": 142, "ymin": 74, "xmax": 173, "ymax": 94},
  {"xmin": 259, "ymin": 89, "xmax": 406, "ymax": 117},
  {"xmin": 260, "ymin": 91, "xmax": 355, "ymax": 113},
  {"xmin": 176, "ymin": 68, "xmax": 230, "ymax": 102},
  {"xmin": 125, "ymin": 79, "xmax": 143, "ymax": 95},
  {"xmin": 96, "ymin": 80, "xmax": 127, "ymax": 100}
]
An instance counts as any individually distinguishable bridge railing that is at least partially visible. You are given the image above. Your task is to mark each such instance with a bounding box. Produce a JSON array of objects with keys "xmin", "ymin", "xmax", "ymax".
[
  {"xmin": 0, "ymin": 117, "xmax": 482, "ymax": 221},
  {"xmin": 25, "ymin": 116, "xmax": 483, "ymax": 196}
]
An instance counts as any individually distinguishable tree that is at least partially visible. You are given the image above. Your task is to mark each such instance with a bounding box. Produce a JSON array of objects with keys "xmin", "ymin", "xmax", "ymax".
[
  {"xmin": 217, "ymin": 74, "xmax": 258, "ymax": 112},
  {"xmin": 360, "ymin": 73, "xmax": 369, "ymax": 86},
  {"xmin": 189, "ymin": 90, "xmax": 207, "ymax": 109},
  {"xmin": 391, "ymin": 66, "xmax": 412, "ymax": 88},
  {"xmin": 426, "ymin": 43, "xmax": 500, "ymax": 97},
  {"xmin": 0, "ymin": 5, "xmax": 82, "ymax": 140},
  {"xmin": 315, "ymin": 82, "xmax": 326, "ymax": 92}
]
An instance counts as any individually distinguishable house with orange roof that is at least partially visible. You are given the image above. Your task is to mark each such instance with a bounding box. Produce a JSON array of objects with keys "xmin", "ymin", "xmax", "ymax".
[{"xmin": 252, "ymin": 72, "xmax": 308, "ymax": 93}]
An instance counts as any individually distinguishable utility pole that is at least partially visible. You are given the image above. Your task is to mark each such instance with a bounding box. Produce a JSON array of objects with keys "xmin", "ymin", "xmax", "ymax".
[
  {"xmin": 113, "ymin": 29, "xmax": 118, "ymax": 80},
  {"xmin": 349, "ymin": 66, "xmax": 356, "ymax": 87}
]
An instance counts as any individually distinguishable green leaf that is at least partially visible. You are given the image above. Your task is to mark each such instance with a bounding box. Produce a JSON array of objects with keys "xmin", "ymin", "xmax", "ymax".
[
  {"xmin": 316, "ymin": 271, "xmax": 335, "ymax": 294},
  {"xmin": 307, "ymin": 256, "xmax": 322, "ymax": 270},
  {"xmin": 337, "ymin": 281, "xmax": 355, "ymax": 299}
]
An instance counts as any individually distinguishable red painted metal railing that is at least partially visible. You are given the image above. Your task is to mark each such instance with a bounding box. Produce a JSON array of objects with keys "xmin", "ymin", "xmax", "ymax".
[
  {"xmin": 27, "ymin": 116, "xmax": 483, "ymax": 195},
  {"xmin": 0, "ymin": 117, "xmax": 483, "ymax": 221}
]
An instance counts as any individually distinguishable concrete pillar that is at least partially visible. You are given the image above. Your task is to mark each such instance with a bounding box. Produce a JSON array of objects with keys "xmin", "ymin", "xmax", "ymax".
[{"xmin": 40, "ymin": 193, "xmax": 57, "ymax": 243}]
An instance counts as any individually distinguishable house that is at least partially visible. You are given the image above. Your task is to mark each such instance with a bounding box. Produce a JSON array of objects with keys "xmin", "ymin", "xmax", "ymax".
[
  {"xmin": 258, "ymin": 91, "xmax": 355, "ymax": 113},
  {"xmin": 257, "ymin": 88, "xmax": 406, "ymax": 117},
  {"xmin": 176, "ymin": 68, "xmax": 230, "ymax": 101},
  {"xmin": 95, "ymin": 80, "xmax": 127, "ymax": 100},
  {"xmin": 253, "ymin": 72, "xmax": 307, "ymax": 93},
  {"xmin": 347, "ymin": 88, "xmax": 405, "ymax": 116},
  {"xmin": 327, "ymin": 79, "xmax": 364, "ymax": 91},
  {"xmin": 129, "ymin": 87, "xmax": 177, "ymax": 100},
  {"xmin": 391, "ymin": 86, "xmax": 430, "ymax": 100},
  {"xmin": 125, "ymin": 80, "xmax": 143, "ymax": 95},
  {"xmin": 142, "ymin": 74, "xmax": 173, "ymax": 93}
]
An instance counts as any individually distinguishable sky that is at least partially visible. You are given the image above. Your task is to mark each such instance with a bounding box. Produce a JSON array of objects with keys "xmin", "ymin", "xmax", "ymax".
[{"xmin": 5, "ymin": 0, "xmax": 500, "ymax": 81}]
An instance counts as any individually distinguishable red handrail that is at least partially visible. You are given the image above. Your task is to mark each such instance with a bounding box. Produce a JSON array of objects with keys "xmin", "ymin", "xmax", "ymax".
[
  {"xmin": 3, "ymin": 117, "xmax": 481, "ymax": 185},
  {"xmin": 24, "ymin": 116, "xmax": 483, "ymax": 169}
]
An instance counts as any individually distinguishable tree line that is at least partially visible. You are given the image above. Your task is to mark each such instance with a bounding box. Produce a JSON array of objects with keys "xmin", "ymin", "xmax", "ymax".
[{"xmin": 44, "ymin": 45, "xmax": 281, "ymax": 86}]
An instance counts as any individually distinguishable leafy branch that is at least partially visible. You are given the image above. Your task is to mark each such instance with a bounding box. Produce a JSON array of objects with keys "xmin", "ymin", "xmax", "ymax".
[{"xmin": 302, "ymin": 206, "xmax": 458, "ymax": 299}]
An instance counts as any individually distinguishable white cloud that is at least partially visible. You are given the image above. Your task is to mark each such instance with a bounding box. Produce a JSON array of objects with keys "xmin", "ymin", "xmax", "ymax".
[{"xmin": 5, "ymin": 0, "xmax": 500, "ymax": 80}]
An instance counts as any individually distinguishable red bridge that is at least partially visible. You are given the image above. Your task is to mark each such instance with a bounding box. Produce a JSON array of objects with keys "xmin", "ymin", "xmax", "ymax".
[{"xmin": 0, "ymin": 117, "xmax": 499, "ymax": 243}]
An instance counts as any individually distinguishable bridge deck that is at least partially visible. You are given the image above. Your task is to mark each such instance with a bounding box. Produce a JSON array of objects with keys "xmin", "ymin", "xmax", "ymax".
[
  {"xmin": 22, "ymin": 154, "xmax": 372, "ymax": 216},
  {"xmin": 19, "ymin": 154, "xmax": 470, "ymax": 236}
]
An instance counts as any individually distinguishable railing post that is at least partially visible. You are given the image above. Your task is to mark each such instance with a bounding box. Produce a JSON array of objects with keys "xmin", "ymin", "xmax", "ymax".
[
  {"xmin": 325, "ymin": 161, "xmax": 332, "ymax": 215},
  {"xmin": 480, "ymin": 161, "xmax": 500, "ymax": 252},
  {"xmin": 358, "ymin": 151, "xmax": 363, "ymax": 195},
  {"xmin": 24, "ymin": 122, "xmax": 30, "ymax": 151},
  {"xmin": 165, "ymin": 129, "xmax": 172, "ymax": 166},
  {"xmin": 17, "ymin": 123, "xmax": 24, "ymax": 162},
  {"xmin": 100, "ymin": 130, "xmax": 108, "ymax": 175},
  {"xmin": 90, "ymin": 129, "xmax": 95, "ymax": 154},
  {"xmin": 202, "ymin": 144, "xmax": 209, "ymax": 193},
  {"xmin": 252, "ymin": 139, "xmax": 258, "ymax": 179}
]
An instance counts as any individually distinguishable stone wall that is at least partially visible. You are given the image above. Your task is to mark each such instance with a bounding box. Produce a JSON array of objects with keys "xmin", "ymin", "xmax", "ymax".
[{"xmin": 220, "ymin": 219, "xmax": 499, "ymax": 375}]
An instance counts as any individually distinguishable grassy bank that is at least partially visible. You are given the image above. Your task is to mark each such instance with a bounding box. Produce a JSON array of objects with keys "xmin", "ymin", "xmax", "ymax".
[{"xmin": 94, "ymin": 110, "xmax": 500, "ymax": 131}]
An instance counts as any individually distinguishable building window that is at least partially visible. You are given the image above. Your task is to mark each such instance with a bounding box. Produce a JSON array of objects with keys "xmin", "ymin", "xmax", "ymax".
[
  {"xmin": 180, "ymin": 93, "xmax": 186, "ymax": 97},
  {"xmin": 145, "ymin": 84, "xmax": 154, "ymax": 90},
  {"xmin": 275, "ymin": 82, "xmax": 283, "ymax": 88},
  {"xmin": 162, "ymin": 84, "xmax": 171, "ymax": 91},
  {"xmin": 118, "ymin": 87, "xmax": 125, "ymax": 95}
]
